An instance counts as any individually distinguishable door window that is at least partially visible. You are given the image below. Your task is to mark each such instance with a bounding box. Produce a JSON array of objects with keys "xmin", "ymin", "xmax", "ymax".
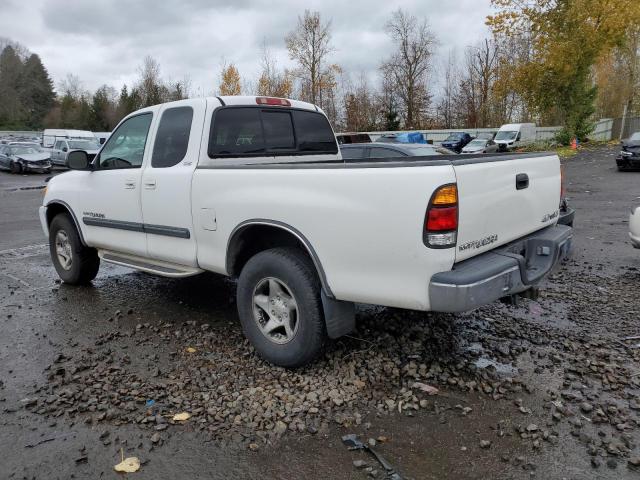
[
  {"xmin": 99, "ymin": 113, "xmax": 153, "ymax": 169},
  {"xmin": 151, "ymin": 107, "xmax": 193, "ymax": 168},
  {"xmin": 54, "ymin": 140, "xmax": 63, "ymax": 150}
]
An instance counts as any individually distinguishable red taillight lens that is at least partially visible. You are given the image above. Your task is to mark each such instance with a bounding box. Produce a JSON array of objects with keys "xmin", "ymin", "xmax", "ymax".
[
  {"xmin": 427, "ymin": 206, "xmax": 458, "ymax": 231},
  {"xmin": 256, "ymin": 97, "xmax": 291, "ymax": 106},
  {"xmin": 560, "ymin": 165, "xmax": 566, "ymax": 198},
  {"xmin": 424, "ymin": 184, "xmax": 458, "ymax": 248}
]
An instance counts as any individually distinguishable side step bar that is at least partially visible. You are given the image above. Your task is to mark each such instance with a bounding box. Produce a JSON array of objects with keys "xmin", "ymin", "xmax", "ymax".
[{"xmin": 98, "ymin": 250, "xmax": 203, "ymax": 278}]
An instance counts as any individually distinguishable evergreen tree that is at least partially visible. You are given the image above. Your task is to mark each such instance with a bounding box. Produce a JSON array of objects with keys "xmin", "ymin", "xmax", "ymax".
[
  {"xmin": 0, "ymin": 46, "xmax": 25, "ymax": 128},
  {"xmin": 19, "ymin": 54, "xmax": 55, "ymax": 129}
]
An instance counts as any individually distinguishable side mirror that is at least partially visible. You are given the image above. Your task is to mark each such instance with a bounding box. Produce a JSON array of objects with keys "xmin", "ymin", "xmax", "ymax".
[
  {"xmin": 62, "ymin": 147, "xmax": 68, "ymax": 152},
  {"xmin": 67, "ymin": 150, "xmax": 92, "ymax": 170}
]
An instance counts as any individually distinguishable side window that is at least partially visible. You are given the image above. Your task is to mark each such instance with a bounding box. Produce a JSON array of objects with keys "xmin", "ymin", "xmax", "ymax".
[
  {"xmin": 54, "ymin": 141, "xmax": 62, "ymax": 150},
  {"xmin": 151, "ymin": 106, "xmax": 193, "ymax": 168},
  {"xmin": 99, "ymin": 113, "xmax": 153, "ymax": 169},
  {"xmin": 340, "ymin": 147, "xmax": 364, "ymax": 159},
  {"xmin": 263, "ymin": 111, "xmax": 295, "ymax": 151},
  {"xmin": 370, "ymin": 147, "xmax": 404, "ymax": 158},
  {"xmin": 209, "ymin": 108, "xmax": 264, "ymax": 157},
  {"xmin": 292, "ymin": 110, "xmax": 338, "ymax": 154}
]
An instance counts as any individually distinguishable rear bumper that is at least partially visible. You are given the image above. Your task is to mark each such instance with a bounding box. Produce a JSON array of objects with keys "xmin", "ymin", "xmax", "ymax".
[
  {"xmin": 429, "ymin": 225, "xmax": 572, "ymax": 312},
  {"xmin": 630, "ymin": 207, "xmax": 640, "ymax": 248},
  {"xmin": 558, "ymin": 206, "xmax": 575, "ymax": 226}
]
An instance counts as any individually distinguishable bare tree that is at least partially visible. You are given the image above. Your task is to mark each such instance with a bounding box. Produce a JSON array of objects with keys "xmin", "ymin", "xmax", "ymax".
[
  {"xmin": 285, "ymin": 10, "xmax": 334, "ymax": 106},
  {"xmin": 436, "ymin": 50, "xmax": 459, "ymax": 128},
  {"xmin": 257, "ymin": 42, "xmax": 293, "ymax": 98},
  {"xmin": 381, "ymin": 10, "xmax": 436, "ymax": 129}
]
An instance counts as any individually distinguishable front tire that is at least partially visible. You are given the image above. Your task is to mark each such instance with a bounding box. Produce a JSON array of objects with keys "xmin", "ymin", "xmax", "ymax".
[
  {"xmin": 49, "ymin": 213, "xmax": 100, "ymax": 284},
  {"xmin": 237, "ymin": 247, "xmax": 326, "ymax": 368},
  {"xmin": 10, "ymin": 161, "xmax": 21, "ymax": 174}
]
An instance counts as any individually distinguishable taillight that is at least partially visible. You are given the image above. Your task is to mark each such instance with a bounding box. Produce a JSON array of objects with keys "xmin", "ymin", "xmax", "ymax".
[
  {"xmin": 560, "ymin": 165, "xmax": 566, "ymax": 198},
  {"xmin": 424, "ymin": 184, "xmax": 458, "ymax": 248},
  {"xmin": 256, "ymin": 97, "xmax": 291, "ymax": 106}
]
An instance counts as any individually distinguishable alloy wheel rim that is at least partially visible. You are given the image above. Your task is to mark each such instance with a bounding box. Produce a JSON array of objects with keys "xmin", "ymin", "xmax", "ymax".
[
  {"xmin": 252, "ymin": 277, "xmax": 299, "ymax": 345},
  {"xmin": 55, "ymin": 230, "xmax": 73, "ymax": 270}
]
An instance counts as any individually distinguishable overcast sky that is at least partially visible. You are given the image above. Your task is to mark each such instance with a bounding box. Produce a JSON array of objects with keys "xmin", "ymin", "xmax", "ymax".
[{"xmin": 0, "ymin": 0, "xmax": 493, "ymax": 97}]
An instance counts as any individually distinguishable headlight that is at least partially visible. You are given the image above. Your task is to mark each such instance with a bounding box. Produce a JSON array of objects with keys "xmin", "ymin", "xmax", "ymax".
[{"xmin": 621, "ymin": 151, "xmax": 633, "ymax": 157}]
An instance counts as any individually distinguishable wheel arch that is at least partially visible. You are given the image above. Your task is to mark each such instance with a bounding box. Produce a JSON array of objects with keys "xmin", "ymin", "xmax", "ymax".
[
  {"xmin": 226, "ymin": 219, "xmax": 334, "ymax": 298},
  {"xmin": 45, "ymin": 200, "xmax": 87, "ymax": 246}
]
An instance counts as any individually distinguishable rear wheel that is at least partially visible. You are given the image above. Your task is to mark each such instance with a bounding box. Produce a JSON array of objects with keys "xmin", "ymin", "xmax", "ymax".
[
  {"xmin": 49, "ymin": 213, "xmax": 100, "ymax": 284},
  {"xmin": 237, "ymin": 247, "xmax": 326, "ymax": 368},
  {"xmin": 10, "ymin": 161, "xmax": 21, "ymax": 174}
]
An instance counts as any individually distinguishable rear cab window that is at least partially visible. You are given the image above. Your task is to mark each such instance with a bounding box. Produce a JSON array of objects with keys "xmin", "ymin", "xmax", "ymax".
[{"xmin": 208, "ymin": 106, "xmax": 337, "ymax": 159}]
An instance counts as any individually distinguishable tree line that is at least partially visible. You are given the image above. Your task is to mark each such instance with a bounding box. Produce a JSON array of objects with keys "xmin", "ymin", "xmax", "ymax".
[{"xmin": 1, "ymin": 1, "xmax": 639, "ymax": 141}]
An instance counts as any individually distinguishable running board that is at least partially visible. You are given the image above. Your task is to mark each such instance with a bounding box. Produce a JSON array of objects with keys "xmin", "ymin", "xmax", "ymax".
[{"xmin": 98, "ymin": 250, "xmax": 203, "ymax": 278}]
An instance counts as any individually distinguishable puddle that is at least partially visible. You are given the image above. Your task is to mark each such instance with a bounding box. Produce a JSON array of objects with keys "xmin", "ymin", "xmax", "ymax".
[{"xmin": 474, "ymin": 356, "xmax": 519, "ymax": 376}]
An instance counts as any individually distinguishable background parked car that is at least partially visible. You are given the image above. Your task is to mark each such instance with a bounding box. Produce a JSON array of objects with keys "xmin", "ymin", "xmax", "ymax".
[
  {"xmin": 461, "ymin": 138, "xmax": 499, "ymax": 154},
  {"xmin": 616, "ymin": 131, "xmax": 640, "ymax": 171},
  {"xmin": 42, "ymin": 129, "xmax": 96, "ymax": 148},
  {"xmin": 336, "ymin": 133, "xmax": 372, "ymax": 144},
  {"xmin": 341, "ymin": 143, "xmax": 455, "ymax": 160},
  {"xmin": 440, "ymin": 132, "xmax": 473, "ymax": 153},
  {"xmin": 51, "ymin": 138, "xmax": 101, "ymax": 167},
  {"xmin": 494, "ymin": 123, "xmax": 536, "ymax": 151},
  {"xmin": 0, "ymin": 143, "xmax": 52, "ymax": 174},
  {"xmin": 375, "ymin": 132, "xmax": 426, "ymax": 144}
]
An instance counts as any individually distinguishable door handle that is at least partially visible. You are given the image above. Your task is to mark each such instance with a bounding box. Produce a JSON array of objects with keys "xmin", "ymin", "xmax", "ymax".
[
  {"xmin": 144, "ymin": 180, "xmax": 156, "ymax": 190},
  {"xmin": 124, "ymin": 179, "xmax": 136, "ymax": 189},
  {"xmin": 516, "ymin": 173, "xmax": 529, "ymax": 190}
]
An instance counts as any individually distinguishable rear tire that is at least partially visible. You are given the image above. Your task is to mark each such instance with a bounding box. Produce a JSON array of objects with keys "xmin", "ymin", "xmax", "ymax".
[
  {"xmin": 237, "ymin": 247, "xmax": 326, "ymax": 368},
  {"xmin": 49, "ymin": 213, "xmax": 100, "ymax": 284}
]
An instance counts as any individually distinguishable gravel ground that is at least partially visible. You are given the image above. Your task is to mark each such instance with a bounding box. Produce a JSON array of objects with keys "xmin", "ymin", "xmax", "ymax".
[{"xmin": 2, "ymin": 145, "xmax": 640, "ymax": 479}]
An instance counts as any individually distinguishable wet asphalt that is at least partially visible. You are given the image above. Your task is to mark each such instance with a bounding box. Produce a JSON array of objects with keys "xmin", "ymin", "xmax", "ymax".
[{"xmin": 1, "ymin": 146, "xmax": 640, "ymax": 480}]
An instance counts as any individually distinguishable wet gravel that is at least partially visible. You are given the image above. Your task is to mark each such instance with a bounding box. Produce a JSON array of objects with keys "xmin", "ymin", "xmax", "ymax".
[{"xmin": 3, "ymin": 145, "xmax": 640, "ymax": 478}]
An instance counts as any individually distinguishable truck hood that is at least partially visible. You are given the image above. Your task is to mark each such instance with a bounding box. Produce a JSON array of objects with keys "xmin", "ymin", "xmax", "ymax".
[
  {"xmin": 462, "ymin": 145, "xmax": 483, "ymax": 153},
  {"xmin": 14, "ymin": 153, "xmax": 51, "ymax": 162}
]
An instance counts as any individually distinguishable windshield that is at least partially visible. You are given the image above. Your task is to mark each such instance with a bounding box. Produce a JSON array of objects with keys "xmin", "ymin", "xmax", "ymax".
[
  {"xmin": 444, "ymin": 133, "xmax": 463, "ymax": 141},
  {"xmin": 630, "ymin": 132, "xmax": 640, "ymax": 141},
  {"xmin": 68, "ymin": 140, "xmax": 100, "ymax": 149},
  {"xmin": 10, "ymin": 146, "xmax": 43, "ymax": 155},
  {"xmin": 467, "ymin": 139, "xmax": 486, "ymax": 147},
  {"xmin": 495, "ymin": 130, "xmax": 518, "ymax": 141}
]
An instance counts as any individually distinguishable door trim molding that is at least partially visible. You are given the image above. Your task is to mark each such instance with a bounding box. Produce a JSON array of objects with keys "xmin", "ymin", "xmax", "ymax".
[{"xmin": 82, "ymin": 217, "xmax": 190, "ymax": 239}]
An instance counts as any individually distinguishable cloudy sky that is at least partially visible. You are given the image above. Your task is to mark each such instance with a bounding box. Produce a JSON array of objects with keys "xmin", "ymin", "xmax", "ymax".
[{"xmin": 0, "ymin": 0, "xmax": 493, "ymax": 97}]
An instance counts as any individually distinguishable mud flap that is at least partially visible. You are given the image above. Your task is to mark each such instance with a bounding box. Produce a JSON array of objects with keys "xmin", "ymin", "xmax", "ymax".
[{"xmin": 321, "ymin": 291, "xmax": 355, "ymax": 339}]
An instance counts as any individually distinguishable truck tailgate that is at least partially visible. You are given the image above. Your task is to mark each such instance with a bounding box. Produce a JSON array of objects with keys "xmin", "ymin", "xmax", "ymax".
[{"xmin": 453, "ymin": 153, "xmax": 561, "ymax": 262}]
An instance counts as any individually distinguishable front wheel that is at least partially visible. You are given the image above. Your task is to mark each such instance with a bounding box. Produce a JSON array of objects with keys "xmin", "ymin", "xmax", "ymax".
[
  {"xmin": 236, "ymin": 247, "xmax": 326, "ymax": 368},
  {"xmin": 10, "ymin": 161, "xmax": 22, "ymax": 174},
  {"xmin": 49, "ymin": 213, "xmax": 100, "ymax": 284}
]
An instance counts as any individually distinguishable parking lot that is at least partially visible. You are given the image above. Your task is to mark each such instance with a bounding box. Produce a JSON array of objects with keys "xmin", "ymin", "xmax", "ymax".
[{"xmin": 1, "ymin": 145, "xmax": 640, "ymax": 479}]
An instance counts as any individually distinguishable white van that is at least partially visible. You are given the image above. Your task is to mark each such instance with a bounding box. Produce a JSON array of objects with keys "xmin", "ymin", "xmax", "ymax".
[
  {"xmin": 494, "ymin": 123, "xmax": 536, "ymax": 151},
  {"xmin": 42, "ymin": 129, "xmax": 96, "ymax": 148}
]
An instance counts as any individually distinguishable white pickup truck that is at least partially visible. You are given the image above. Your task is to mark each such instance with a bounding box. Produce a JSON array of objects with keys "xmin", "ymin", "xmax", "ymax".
[{"xmin": 40, "ymin": 96, "xmax": 572, "ymax": 367}]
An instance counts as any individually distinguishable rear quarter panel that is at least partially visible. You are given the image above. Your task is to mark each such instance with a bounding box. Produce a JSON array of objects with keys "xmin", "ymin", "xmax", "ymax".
[{"xmin": 192, "ymin": 164, "xmax": 457, "ymax": 310}]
